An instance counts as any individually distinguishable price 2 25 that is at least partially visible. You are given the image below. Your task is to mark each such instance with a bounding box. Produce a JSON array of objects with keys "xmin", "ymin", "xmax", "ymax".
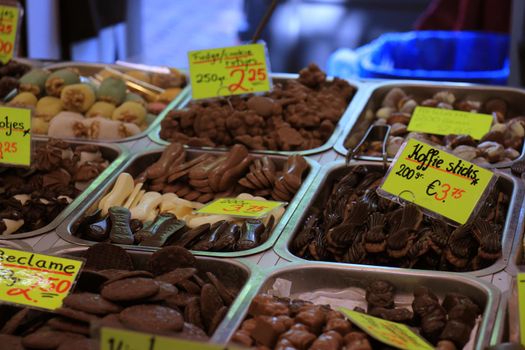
[{"xmin": 0, "ymin": 141, "xmax": 17, "ymax": 159}]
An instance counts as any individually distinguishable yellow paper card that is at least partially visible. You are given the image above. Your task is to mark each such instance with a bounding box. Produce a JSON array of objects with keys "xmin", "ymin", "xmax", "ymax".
[
  {"xmin": 0, "ymin": 106, "xmax": 31, "ymax": 166},
  {"xmin": 101, "ymin": 327, "xmax": 246, "ymax": 350},
  {"xmin": 195, "ymin": 198, "xmax": 284, "ymax": 218},
  {"xmin": 407, "ymin": 106, "xmax": 493, "ymax": 140},
  {"xmin": 0, "ymin": 248, "xmax": 83, "ymax": 310},
  {"xmin": 0, "ymin": 5, "xmax": 19, "ymax": 64},
  {"xmin": 379, "ymin": 138, "xmax": 494, "ymax": 224},
  {"xmin": 518, "ymin": 273, "xmax": 525, "ymax": 346},
  {"xmin": 340, "ymin": 307, "xmax": 433, "ymax": 350},
  {"xmin": 188, "ymin": 43, "xmax": 271, "ymax": 99}
]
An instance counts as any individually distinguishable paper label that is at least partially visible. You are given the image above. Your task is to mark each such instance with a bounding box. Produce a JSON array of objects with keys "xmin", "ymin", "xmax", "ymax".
[
  {"xmin": 188, "ymin": 43, "xmax": 271, "ymax": 99},
  {"xmin": 407, "ymin": 106, "xmax": 493, "ymax": 140},
  {"xmin": 0, "ymin": 5, "xmax": 19, "ymax": 64},
  {"xmin": 518, "ymin": 273, "xmax": 525, "ymax": 346},
  {"xmin": 0, "ymin": 248, "xmax": 83, "ymax": 310},
  {"xmin": 0, "ymin": 106, "xmax": 31, "ymax": 166},
  {"xmin": 379, "ymin": 138, "xmax": 494, "ymax": 224},
  {"xmin": 101, "ymin": 327, "xmax": 245, "ymax": 350},
  {"xmin": 339, "ymin": 308, "xmax": 433, "ymax": 350},
  {"xmin": 194, "ymin": 198, "xmax": 284, "ymax": 218}
]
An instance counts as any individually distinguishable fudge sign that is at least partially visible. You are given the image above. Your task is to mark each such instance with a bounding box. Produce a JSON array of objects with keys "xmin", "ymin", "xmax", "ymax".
[
  {"xmin": 379, "ymin": 138, "xmax": 495, "ymax": 224},
  {"xmin": 0, "ymin": 248, "xmax": 83, "ymax": 310},
  {"xmin": 0, "ymin": 106, "xmax": 31, "ymax": 166},
  {"xmin": 188, "ymin": 43, "xmax": 271, "ymax": 99}
]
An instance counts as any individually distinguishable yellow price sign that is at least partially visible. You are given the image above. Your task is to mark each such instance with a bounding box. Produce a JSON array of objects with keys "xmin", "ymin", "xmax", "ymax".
[
  {"xmin": 0, "ymin": 106, "xmax": 31, "ymax": 166},
  {"xmin": 518, "ymin": 273, "xmax": 525, "ymax": 346},
  {"xmin": 379, "ymin": 138, "xmax": 494, "ymax": 225},
  {"xmin": 0, "ymin": 5, "xmax": 20, "ymax": 64},
  {"xmin": 188, "ymin": 43, "xmax": 271, "ymax": 100},
  {"xmin": 339, "ymin": 307, "xmax": 433, "ymax": 350},
  {"xmin": 194, "ymin": 198, "xmax": 285, "ymax": 218},
  {"xmin": 407, "ymin": 106, "xmax": 493, "ymax": 140},
  {"xmin": 0, "ymin": 248, "xmax": 83, "ymax": 310},
  {"xmin": 101, "ymin": 327, "xmax": 246, "ymax": 350}
]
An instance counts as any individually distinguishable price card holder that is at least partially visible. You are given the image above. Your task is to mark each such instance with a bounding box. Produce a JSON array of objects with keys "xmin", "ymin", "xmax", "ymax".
[
  {"xmin": 0, "ymin": 106, "xmax": 31, "ymax": 166},
  {"xmin": 407, "ymin": 106, "xmax": 493, "ymax": 140},
  {"xmin": 0, "ymin": 248, "xmax": 83, "ymax": 311},
  {"xmin": 0, "ymin": 1, "xmax": 22, "ymax": 63},
  {"xmin": 188, "ymin": 43, "xmax": 272, "ymax": 100},
  {"xmin": 339, "ymin": 308, "xmax": 434, "ymax": 350},
  {"xmin": 378, "ymin": 137, "xmax": 496, "ymax": 225},
  {"xmin": 194, "ymin": 198, "xmax": 285, "ymax": 219}
]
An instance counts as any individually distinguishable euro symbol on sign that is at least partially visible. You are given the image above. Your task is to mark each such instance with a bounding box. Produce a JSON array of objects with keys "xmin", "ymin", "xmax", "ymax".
[{"xmin": 426, "ymin": 179, "xmax": 440, "ymax": 197}]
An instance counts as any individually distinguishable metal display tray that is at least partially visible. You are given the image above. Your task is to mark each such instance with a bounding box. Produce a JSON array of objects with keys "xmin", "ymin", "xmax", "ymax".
[
  {"xmin": 44, "ymin": 245, "xmax": 253, "ymax": 344},
  {"xmin": 216, "ymin": 262, "xmax": 500, "ymax": 350},
  {"xmin": 148, "ymin": 73, "xmax": 364, "ymax": 156},
  {"xmin": 0, "ymin": 137, "xmax": 129, "ymax": 240},
  {"xmin": 39, "ymin": 62, "xmax": 191, "ymax": 144},
  {"xmin": 274, "ymin": 161, "xmax": 523, "ymax": 277},
  {"xmin": 56, "ymin": 146, "xmax": 320, "ymax": 257},
  {"xmin": 333, "ymin": 80, "xmax": 525, "ymax": 169},
  {"xmin": 0, "ymin": 239, "xmax": 34, "ymax": 251}
]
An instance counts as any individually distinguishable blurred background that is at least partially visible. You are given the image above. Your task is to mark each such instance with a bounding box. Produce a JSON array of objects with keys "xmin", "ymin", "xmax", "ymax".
[{"xmin": 17, "ymin": 0, "xmax": 524, "ymax": 85}]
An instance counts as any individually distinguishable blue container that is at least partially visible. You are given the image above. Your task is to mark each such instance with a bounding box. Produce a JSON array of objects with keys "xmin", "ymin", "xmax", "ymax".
[{"xmin": 328, "ymin": 31, "xmax": 510, "ymax": 85}]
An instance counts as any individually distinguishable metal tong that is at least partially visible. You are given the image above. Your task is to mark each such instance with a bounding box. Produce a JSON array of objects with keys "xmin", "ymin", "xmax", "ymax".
[{"xmin": 345, "ymin": 124, "xmax": 391, "ymax": 170}]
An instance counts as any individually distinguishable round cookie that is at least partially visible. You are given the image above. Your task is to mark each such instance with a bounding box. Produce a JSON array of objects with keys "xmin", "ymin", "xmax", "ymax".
[
  {"xmin": 84, "ymin": 243, "xmax": 134, "ymax": 271},
  {"xmin": 57, "ymin": 338, "xmax": 98, "ymax": 350},
  {"xmin": 155, "ymin": 267, "xmax": 197, "ymax": 285},
  {"xmin": 102, "ymin": 270, "xmax": 154, "ymax": 286},
  {"xmin": 22, "ymin": 330, "xmax": 85, "ymax": 349},
  {"xmin": 101, "ymin": 277, "xmax": 160, "ymax": 302},
  {"xmin": 119, "ymin": 304, "xmax": 184, "ymax": 333},
  {"xmin": 55, "ymin": 307, "xmax": 99, "ymax": 323},
  {"xmin": 0, "ymin": 334, "xmax": 23, "ymax": 350},
  {"xmin": 148, "ymin": 246, "xmax": 196, "ymax": 276},
  {"xmin": 63, "ymin": 292, "xmax": 122, "ymax": 315}
]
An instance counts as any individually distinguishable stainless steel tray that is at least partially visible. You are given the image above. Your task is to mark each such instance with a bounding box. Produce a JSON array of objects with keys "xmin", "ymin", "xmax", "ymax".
[
  {"xmin": 0, "ymin": 137, "xmax": 129, "ymax": 240},
  {"xmin": 504, "ymin": 192, "xmax": 525, "ymax": 276},
  {"xmin": 274, "ymin": 160, "xmax": 523, "ymax": 277},
  {"xmin": 0, "ymin": 238, "xmax": 33, "ymax": 251},
  {"xmin": 148, "ymin": 73, "xmax": 364, "ymax": 156},
  {"xmin": 334, "ymin": 80, "xmax": 525, "ymax": 169},
  {"xmin": 216, "ymin": 262, "xmax": 500, "ymax": 350},
  {"xmin": 43, "ymin": 244, "xmax": 254, "ymax": 344},
  {"xmin": 56, "ymin": 146, "xmax": 320, "ymax": 257},
  {"xmin": 37, "ymin": 62, "xmax": 191, "ymax": 144}
]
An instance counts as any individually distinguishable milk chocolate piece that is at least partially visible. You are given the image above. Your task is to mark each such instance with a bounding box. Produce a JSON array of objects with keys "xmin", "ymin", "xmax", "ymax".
[{"xmin": 146, "ymin": 143, "xmax": 184, "ymax": 180}]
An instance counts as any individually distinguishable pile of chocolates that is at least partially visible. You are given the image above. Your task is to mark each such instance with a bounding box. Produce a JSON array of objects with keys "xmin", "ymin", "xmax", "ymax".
[
  {"xmin": 0, "ymin": 139, "xmax": 111, "ymax": 235},
  {"xmin": 0, "ymin": 60, "xmax": 31, "ymax": 98},
  {"xmin": 345, "ymin": 88, "xmax": 525, "ymax": 164},
  {"xmin": 233, "ymin": 280, "xmax": 480, "ymax": 350},
  {"xmin": 291, "ymin": 165, "xmax": 508, "ymax": 272},
  {"xmin": 160, "ymin": 64, "xmax": 355, "ymax": 151},
  {"xmin": 0, "ymin": 244, "xmax": 242, "ymax": 349}
]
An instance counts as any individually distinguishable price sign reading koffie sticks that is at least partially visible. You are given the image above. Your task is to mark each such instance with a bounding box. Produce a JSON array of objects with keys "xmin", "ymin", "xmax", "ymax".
[
  {"xmin": 379, "ymin": 138, "xmax": 494, "ymax": 225},
  {"xmin": 0, "ymin": 248, "xmax": 83, "ymax": 310},
  {"xmin": 188, "ymin": 43, "xmax": 271, "ymax": 99}
]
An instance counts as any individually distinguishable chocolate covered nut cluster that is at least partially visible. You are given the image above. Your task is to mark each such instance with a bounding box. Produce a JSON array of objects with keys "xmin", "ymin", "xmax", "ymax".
[
  {"xmin": 0, "ymin": 244, "xmax": 241, "ymax": 348},
  {"xmin": 74, "ymin": 143, "xmax": 308, "ymax": 252},
  {"xmin": 160, "ymin": 64, "xmax": 355, "ymax": 151},
  {"xmin": 0, "ymin": 139, "xmax": 110, "ymax": 235},
  {"xmin": 234, "ymin": 280, "xmax": 480, "ymax": 350},
  {"xmin": 0, "ymin": 60, "xmax": 30, "ymax": 98},
  {"xmin": 346, "ymin": 88, "xmax": 525, "ymax": 164},
  {"xmin": 291, "ymin": 165, "xmax": 508, "ymax": 272}
]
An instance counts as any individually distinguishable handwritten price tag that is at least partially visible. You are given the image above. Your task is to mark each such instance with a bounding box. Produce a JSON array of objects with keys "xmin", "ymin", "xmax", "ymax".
[
  {"xmin": 0, "ymin": 248, "xmax": 83, "ymax": 310},
  {"xmin": 339, "ymin": 308, "xmax": 433, "ymax": 350},
  {"xmin": 407, "ymin": 106, "xmax": 493, "ymax": 140},
  {"xmin": 195, "ymin": 198, "xmax": 284, "ymax": 218},
  {"xmin": 0, "ymin": 5, "xmax": 19, "ymax": 64},
  {"xmin": 188, "ymin": 43, "xmax": 271, "ymax": 100},
  {"xmin": 379, "ymin": 138, "xmax": 494, "ymax": 224},
  {"xmin": 101, "ymin": 327, "xmax": 246, "ymax": 350},
  {"xmin": 0, "ymin": 106, "xmax": 31, "ymax": 166}
]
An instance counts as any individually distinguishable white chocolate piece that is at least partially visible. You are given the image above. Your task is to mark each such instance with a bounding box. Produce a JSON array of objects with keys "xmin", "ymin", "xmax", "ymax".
[
  {"xmin": 78, "ymin": 151, "xmax": 102, "ymax": 165},
  {"xmin": 13, "ymin": 194, "xmax": 30, "ymax": 205},
  {"xmin": 123, "ymin": 182, "xmax": 143, "ymax": 209},
  {"xmin": 236, "ymin": 193, "xmax": 254, "ymax": 200},
  {"xmin": 57, "ymin": 195, "xmax": 73, "ymax": 204},
  {"xmin": 267, "ymin": 206, "xmax": 285, "ymax": 224},
  {"xmin": 2, "ymin": 219, "xmax": 24, "ymax": 235},
  {"xmin": 130, "ymin": 191, "xmax": 162, "ymax": 222},
  {"xmin": 98, "ymin": 173, "xmax": 135, "ymax": 216},
  {"xmin": 61, "ymin": 148, "xmax": 74, "ymax": 160},
  {"xmin": 39, "ymin": 198, "xmax": 50, "ymax": 205},
  {"xmin": 130, "ymin": 189, "xmax": 146, "ymax": 209}
]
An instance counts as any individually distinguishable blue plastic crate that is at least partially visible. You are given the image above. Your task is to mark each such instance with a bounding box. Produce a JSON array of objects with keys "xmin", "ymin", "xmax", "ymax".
[{"xmin": 328, "ymin": 31, "xmax": 510, "ymax": 85}]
